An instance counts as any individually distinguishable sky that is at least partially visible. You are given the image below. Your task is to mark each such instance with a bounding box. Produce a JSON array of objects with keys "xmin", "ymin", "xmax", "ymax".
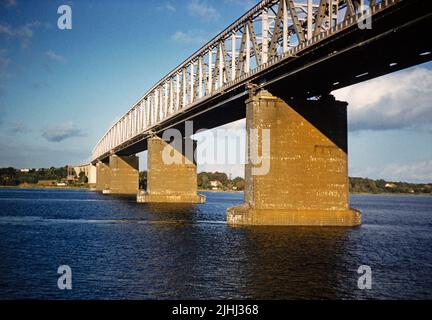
[{"xmin": 0, "ymin": 0, "xmax": 431, "ymax": 183}]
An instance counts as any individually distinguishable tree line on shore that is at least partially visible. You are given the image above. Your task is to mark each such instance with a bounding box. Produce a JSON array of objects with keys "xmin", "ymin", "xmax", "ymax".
[
  {"xmin": 0, "ymin": 167, "xmax": 68, "ymax": 185},
  {"xmin": 1, "ymin": 167, "xmax": 431, "ymax": 194},
  {"xmin": 0, "ymin": 167, "xmax": 87, "ymax": 187},
  {"xmin": 138, "ymin": 171, "xmax": 432, "ymax": 194},
  {"xmin": 138, "ymin": 171, "xmax": 245, "ymax": 191}
]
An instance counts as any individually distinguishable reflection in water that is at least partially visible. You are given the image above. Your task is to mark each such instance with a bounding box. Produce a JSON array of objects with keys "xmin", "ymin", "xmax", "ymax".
[
  {"xmin": 0, "ymin": 189, "xmax": 431, "ymax": 299},
  {"xmin": 237, "ymin": 227, "xmax": 353, "ymax": 299},
  {"xmin": 145, "ymin": 203, "xmax": 197, "ymax": 213}
]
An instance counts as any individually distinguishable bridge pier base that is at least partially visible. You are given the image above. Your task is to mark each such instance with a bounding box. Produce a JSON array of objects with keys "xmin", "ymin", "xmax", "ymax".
[
  {"xmin": 137, "ymin": 136, "xmax": 205, "ymax": 203},
  {"xmin": 227, "ymin": 89, "xmax": 361, "ymax": 226}
]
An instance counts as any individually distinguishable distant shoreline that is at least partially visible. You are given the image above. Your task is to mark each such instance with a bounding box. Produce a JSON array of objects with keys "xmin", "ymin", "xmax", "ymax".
[
  {"xmin": 198, "ymin": 189, "xmax": 243, "ymax": 193},
  {"xmin": 350, "ymin": 192, "xmax": 431, "ymax": 196},
  {"xmin": 0, "ymin": 185, "xmax": 430, "ymax": 196},
  {"xmin": 0, "ymin": 185, "xmax": 88, "ymax": 190}
]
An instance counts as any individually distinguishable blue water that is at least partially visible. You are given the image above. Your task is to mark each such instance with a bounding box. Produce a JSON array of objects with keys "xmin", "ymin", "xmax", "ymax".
[{"xmin": 0, "ymin": 188, "xmax": 431, "ymax": 299}]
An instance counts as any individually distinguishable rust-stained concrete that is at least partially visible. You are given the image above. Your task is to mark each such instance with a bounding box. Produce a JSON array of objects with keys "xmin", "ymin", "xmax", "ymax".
[
  {"xmin": 107, "ymin": 154, "xmax": 139, "ymax": 195},
  {"xmin": 227, "ymin": 89, "xmax": 361, "ymax": 226},
  {"xmin": 137, "ymin": 136, "xmax": 205, "ymax": 203},
  {"xmin": 95, "ymin": 161, "xmax": 110, "ymax": 192}
]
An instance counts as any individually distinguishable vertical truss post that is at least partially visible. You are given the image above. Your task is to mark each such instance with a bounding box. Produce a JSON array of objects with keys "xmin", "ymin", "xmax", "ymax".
[
  {"xmin": 139, "ymin": 103, "xmax": 143, "ymax": 132},
  {"xmin": 137, "ymin": 106, "xmax": 140, "ymax": 134},
  {"xmin": 130, "ymin": 112, "xmax": 133, "ymax": 137},
  {"xmin": 164, "ymin": 83, "xmax": 168, "ymax": 117},
  {"xmin": 231, "ymin": 33, "xmax": 236, "ymax": 80},
  {"xmin": 169, "ymin": 79, "xmax": 174, "ymax": 114},
  {"xmin": 145, "ymin": 98, "xmax": 150, "ymax": 127},
  {"xmin": 153, "ymin": 92, "xmax": 157, "ymax": 124},
  {"xmin": 208, "ymin": 48, "xmax": 213, "ymax": 93},
  {"xmin": 131, "ymin": 112, "xmax": 134, "ymax": 137},
  {"xmin": 121, "ymin": 117, "xmax": 125, "ymax": 142},
  {"xmin": 282, "ymin": 0, "xmax": 288, "ymax": 53},
  {"xmin": 134, "ymin": 109, "xmax": 137, "ymax": 135},
  {"xmin": 261, "ymin": 8, "xmax": 268, "ymax": 63},
  {"xmin": 137, "ymin": 107, "xmax": 139, "ymax": 134},
  {"xmin": 198, "ymin": 56, "xmax": 203, "ymax": 98},
  {"xmin": 132, "ymin": 109, "xmax": 135, "ymax": 136},
  {"xmin": 175, "ymin": 73, "xmax": 180, "ymax": 111},
  {"xmin": 245, "ymin": 23, "xmax": 250, "ymax": 73},
  {"xmin": 182, "ymin": 68, "xmax": 187, "ymax": 108},
  {"xmin": 190, "ymin": 62, "xmax": 194, "ymax": 103},
  {"xmin": 158, "ymin": 86, "xmax": 163, "ymax": 121},
  {"xmin": 131, "ymin": 112, "xmax": 133, "ymax": 137},
  {"xmin": 219, "ymin": 43, "xmax": 224, "ymax": 89},
  {"xmin": 153, "ymin": 90, "xmax": 158, "ymax": 123},
  {"xmin": 136, "ymin": 105, "xmax": 140, "ymax": 134},
  {"xmin": 307, "ymin": 0, "xmax": 313, "ymax": 40}
]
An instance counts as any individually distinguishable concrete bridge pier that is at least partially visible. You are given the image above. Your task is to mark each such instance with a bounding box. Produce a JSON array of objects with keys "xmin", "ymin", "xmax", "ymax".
[
  {"xmin": 108, "ymin": 154, "xmax": 139, "ymax": 195},
  {"xmin": 137, "ymin": 136, "xmax": 205, "ymax": 203},
  {"xmin": 227, "ymin": 89, "xmax": 361, "ymax": 226},
  {"xmin": 95, "ymin": 155, "xmax": 139, "ymax": 195},
  {"xmin": 95, "ymin": 160, "xmax": 110, "ymax": 192}
]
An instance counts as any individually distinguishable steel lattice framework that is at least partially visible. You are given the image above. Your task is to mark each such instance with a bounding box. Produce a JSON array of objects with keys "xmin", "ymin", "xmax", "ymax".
[{"xmin": 92, "ymin": 0, "xmax": 396, "ymax": 162}]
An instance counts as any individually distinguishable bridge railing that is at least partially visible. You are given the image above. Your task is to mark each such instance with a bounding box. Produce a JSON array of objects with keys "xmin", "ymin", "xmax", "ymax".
[{"xmin": 92, "ymin": 0, "xmax": 388, "ymax": 161}]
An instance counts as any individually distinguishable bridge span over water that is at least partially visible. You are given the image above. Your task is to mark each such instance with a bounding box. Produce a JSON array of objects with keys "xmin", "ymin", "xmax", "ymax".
[{"xmin": 89, "ymin": 0, "xmax": 432, "ymax": 226}]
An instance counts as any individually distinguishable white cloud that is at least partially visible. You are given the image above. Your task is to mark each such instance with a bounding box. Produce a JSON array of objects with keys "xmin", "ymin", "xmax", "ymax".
[
  {"xmin": 9, "ymin": 121, "xmax": 29, "ymax": 133},
  {"xmin": 0, "ymin": 24, "xmax": 13, "ymax": 36},
  {"xmin": 165, "ymin": 2, "xmax": 176, "ymax": 12},
  {"xmin": 187, "ymin": 0, "xmax": 220, "ymax": 22},
  {"xmin": 0, "ymin": 49, "xmax": 10, "ymax": 71},
  {"xmin": 0, "ymin": 0, "xmax": 17, "ymax": 8},
  {"xmin": 0, "ymin": 134, "xmax": 88, "ymax": 168},
  {"xmin": 42, "ymin": 122, "xmax": 85, "ymax": 142},
  {"xmin": 171, "ymin": 30, "xmax": 208, "ymax": 45},
  {"xmin": 350, "ymin": 160, "xmax": 432, "ymax": 183},
  {"xmin": 0, "ymin": 49, "xmax": 13, "ymax": 93},
  {"xmin": 156, "ymin": 1, "xmax": 176, "ymax": 12},
  {"xmin": 0, "ymin": 21, "xmax": 47, "ymax": 48},
  {"xmin": 333, "ymin": 67, "xmax": 432, "ymax": 132},
  {"xmin": 45, "ymin": 50, "xmax": 65, "ymax": 62}
]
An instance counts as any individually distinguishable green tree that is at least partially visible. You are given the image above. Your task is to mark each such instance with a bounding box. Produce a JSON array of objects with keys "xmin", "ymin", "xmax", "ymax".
[
  {"xmin": 233, "ymin": 177, "xmax": 245, "ymax": 190},
  {"xmin": 78, "ymin": 171, "xmax": 88, "ymax": 183},
  {"xmin": 198, "ymin": 172, "xmax": 210, "ymax": 189},
  {"xmin": 139, "ymin": 171, "xmax": 147, "ymax": 190}
]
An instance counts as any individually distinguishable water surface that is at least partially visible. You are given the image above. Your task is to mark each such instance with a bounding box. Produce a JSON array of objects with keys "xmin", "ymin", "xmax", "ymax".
[{"xmin": 0, "ymin": 188, "xmax": 431, "ymax": 299}]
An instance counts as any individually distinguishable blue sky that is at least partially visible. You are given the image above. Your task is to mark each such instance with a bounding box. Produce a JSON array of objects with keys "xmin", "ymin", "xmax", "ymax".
[{"xmin": 1, "ymin": 0, "xmax": 431, "ymax": 182}]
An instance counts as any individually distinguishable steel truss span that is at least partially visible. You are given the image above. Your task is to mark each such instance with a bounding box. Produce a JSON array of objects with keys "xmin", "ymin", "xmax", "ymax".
[{"xmin": 91, "ymin": 0, "xmax": 432, "ymax": 163}]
